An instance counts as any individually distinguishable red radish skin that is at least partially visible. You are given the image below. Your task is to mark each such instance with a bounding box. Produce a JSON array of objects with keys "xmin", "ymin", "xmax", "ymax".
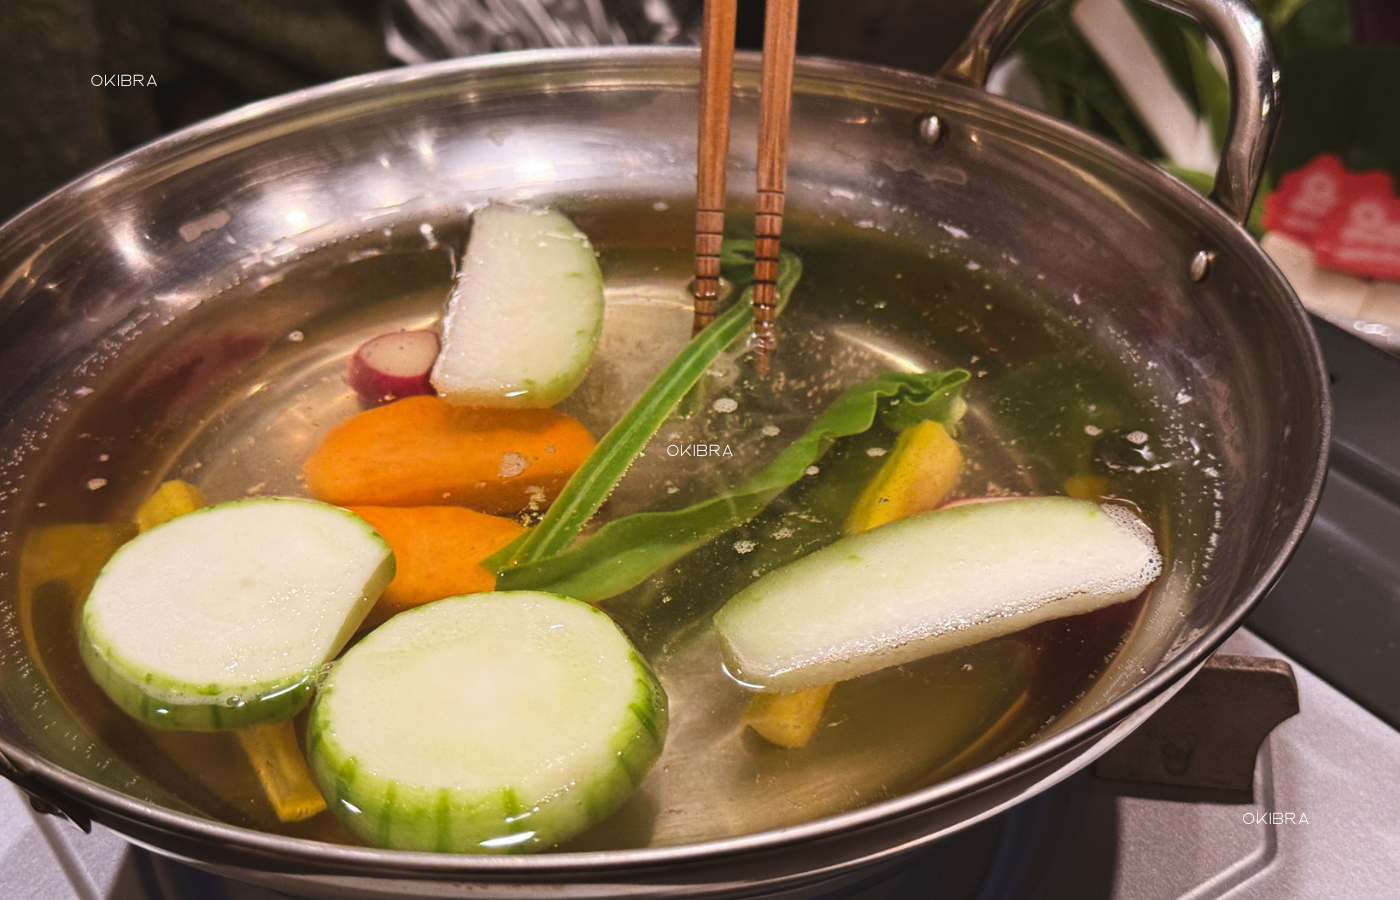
[{"xmin": 348, "ymin": 331, "xmax": 441, "ymax": 403}]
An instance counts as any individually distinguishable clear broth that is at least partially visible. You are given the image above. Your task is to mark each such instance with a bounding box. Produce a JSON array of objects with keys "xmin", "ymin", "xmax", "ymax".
[{"xmin": 13, "ymin": 213, "xmax": 1208, "ymax": 848}]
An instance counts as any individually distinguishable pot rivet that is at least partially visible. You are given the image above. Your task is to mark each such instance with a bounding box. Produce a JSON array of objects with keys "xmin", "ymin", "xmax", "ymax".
[
  {"xmin": 1189, "ymin": 250, "xmax": 1215, "ymax": 282},
  {"xmin": 915, "ymin": 115, "xmax": 944, "ymax": 147}
]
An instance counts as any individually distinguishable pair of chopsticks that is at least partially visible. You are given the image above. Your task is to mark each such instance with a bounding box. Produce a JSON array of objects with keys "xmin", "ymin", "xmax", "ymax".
[{"xmin": 692, "ymin": 0, "xmax": 801, "ymax": 375}]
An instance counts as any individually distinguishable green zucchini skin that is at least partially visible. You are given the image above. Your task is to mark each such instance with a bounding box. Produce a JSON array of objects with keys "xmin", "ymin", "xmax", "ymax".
[
  {"xmin": 78, "ymin": 632, "xmax": 318, "ymax": 731},
  {"xmin": 78, "ymin": 497, "xmax": 394, "ymax": 731},
  {"xmin": 307, "ymin": 592, "xmax": 668, "ymax": 853}
]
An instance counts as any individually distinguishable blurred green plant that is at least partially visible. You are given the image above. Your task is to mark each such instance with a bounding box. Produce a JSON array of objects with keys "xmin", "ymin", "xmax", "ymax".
[{"xmin": 1010, "ymin": 0, "xmax": 1398, "ymax": 233}]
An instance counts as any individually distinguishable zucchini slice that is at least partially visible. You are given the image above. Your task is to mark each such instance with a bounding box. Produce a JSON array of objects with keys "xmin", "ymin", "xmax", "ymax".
[
  {"xmin": 430, "ymin": 206, "xmax": 605, "ymax": 408},
  {"xmin": 715, "ymin": 496, "xmax": 1162, "ymax": 693},
  {"xmin": 307, "ymin": 591, "xmax": 666, "ymax": 853},
  {"xmin": 79, "ymin": 497, "xmax": 394, "ymax": 730}
]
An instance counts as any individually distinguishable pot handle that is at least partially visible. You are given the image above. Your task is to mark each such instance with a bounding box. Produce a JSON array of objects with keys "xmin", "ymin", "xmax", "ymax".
[
  {"xmin": 0, "ymin": 745, "xmax": 93, "ymax": 832},
  {"xmin": 939, "ymin": 0, "xmax": 1280, "ymax": 225}
]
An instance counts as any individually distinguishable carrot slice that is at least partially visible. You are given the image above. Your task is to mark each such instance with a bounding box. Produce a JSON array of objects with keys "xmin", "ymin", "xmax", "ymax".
[
  {"xmin": 348, "ymin": 505, "xmax": 525, "ymax": 629},
  {"xmin": 237, "ymin": 722, "xmax": 327, "ymax": 823},
  {"xmin": 303, "ymin": 396, "xmax": 595, "ymax": 513},
  {"xmin": 742, "ymin": 684, "xmax": 834, "ymax": 749},
  {"xmin": 135, "ymin": 479, "xmax": 208, "ymax": 532},
  {"xmin": 845, "ymin": 420, "xmax": 963, "ymax": 534}
]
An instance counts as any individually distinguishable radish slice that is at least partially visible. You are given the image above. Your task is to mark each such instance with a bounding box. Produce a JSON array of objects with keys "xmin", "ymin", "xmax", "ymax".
[
  {"xmin": 714, "ymin": 496, "xmax": 1162, "ymax": 693},
  {"xmin": 431, "ymin": 206, "xmax": 604, "ymax": 408},
  {"xmin": 348, "ymin": 331, "xmax": 440, "ymax": 402}
]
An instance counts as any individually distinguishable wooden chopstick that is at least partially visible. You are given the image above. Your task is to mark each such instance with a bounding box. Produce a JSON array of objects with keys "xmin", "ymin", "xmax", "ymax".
[
  {"xmin": 750, "ymin": 0, "xmax": 801, "ymax": 374},
  {"xmin": 692, "ymin": 0, "xmax": 738, "ymax": 337}
]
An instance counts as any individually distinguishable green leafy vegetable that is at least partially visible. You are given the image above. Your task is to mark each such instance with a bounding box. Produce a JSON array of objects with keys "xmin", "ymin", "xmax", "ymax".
[
  {"xmin": 1267, "ymin": 9, "xmax": 1400, "ymax": 178},
  {"xmin": 1255, "ymin": 0, "xmax": 1322, "ymax": 30},
  {"xmin": 1011, "ymin": 0, "xmax": 1400, "ymax": 216},
  {"xmin": 486, "ymin": 241, "xmax": 802, "ymax": 571},
  {"xmin": 1180, "ymin": 30, "xmax": 1230, "ymax": 152},
  {"xmin": 604, "ymin": 416, "xmax": 897, "ymax": 650},
  {"xmin": 493, "ymin": 369, "xmax": 970, "ymax": 602},
  {"xmin": 1012, "ymin": 3, "xmax": 1162, "ymax": 158}
]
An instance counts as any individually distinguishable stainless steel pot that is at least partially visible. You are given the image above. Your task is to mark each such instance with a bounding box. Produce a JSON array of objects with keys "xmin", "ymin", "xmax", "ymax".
[{"xmin": 0, "ymin": 0, "xmax": 1328, "ymax": 897}]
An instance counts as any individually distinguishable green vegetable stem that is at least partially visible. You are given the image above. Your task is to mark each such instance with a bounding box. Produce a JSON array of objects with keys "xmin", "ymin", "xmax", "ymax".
[
  {"xmin": 493, "ymin": 369, "xmax": 970, "ymax": 602},
  {"xmin": 487, "ymin": 240, "xmax": 802, "ymax": 571}
]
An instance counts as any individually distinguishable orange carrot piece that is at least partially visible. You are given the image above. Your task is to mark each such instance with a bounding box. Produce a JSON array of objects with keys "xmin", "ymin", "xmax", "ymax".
[
  {"xmin": 304, "ymin": 396, "xmax": 595, "ymax": 513},
  {"xmin": 348, "ymin": 505, "xmax": 526, "ymax": 628}
]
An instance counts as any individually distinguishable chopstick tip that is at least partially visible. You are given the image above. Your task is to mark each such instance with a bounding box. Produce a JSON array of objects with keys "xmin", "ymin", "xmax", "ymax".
[{"xmin": 750, "ymin": 325, "xmax": 775, "ymax": 377}]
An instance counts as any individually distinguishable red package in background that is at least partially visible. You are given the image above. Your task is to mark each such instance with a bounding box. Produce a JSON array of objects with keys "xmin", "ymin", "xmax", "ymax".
[
  {"xmin": 1261, "ymin": 154, "xmax": 1394, "ymax": 244},
  {"xmin": 1313, "ymin": 194, "xmax": 1400, "ymax": 283}
]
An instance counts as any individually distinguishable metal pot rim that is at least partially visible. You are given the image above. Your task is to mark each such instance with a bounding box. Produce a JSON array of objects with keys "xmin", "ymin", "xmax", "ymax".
[{"xmin": 0, "ymin": 45, "xmax": 1331, "ymax": 876}]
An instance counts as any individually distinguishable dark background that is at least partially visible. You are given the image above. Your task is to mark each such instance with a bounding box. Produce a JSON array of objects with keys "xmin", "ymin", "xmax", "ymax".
[{"xmin": 0, "ymin": 0, "xmax": 1396, "ymax": 222}]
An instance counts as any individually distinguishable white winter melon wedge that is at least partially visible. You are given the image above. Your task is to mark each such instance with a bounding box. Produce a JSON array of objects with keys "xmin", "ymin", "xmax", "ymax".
[
  {"xmin": 431, "ymin": 206, "xmax": 604, "ymax": 407},
  {"xmin": 714, "ymin": 496, "xmax": 1162, "ymax": 693},
  {"xmin": 307, "ymin": 591, "xmax": 667, "ymax": 853},
  {"xmin": 79, "ymin": 498, "xmax": 394, "ymax": 731}
]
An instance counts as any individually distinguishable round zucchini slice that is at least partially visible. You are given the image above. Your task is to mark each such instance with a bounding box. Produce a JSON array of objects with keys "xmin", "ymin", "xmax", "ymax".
[{"xmin": 307, "ymin": 591, "xmax": 667, "ymax": 853}]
